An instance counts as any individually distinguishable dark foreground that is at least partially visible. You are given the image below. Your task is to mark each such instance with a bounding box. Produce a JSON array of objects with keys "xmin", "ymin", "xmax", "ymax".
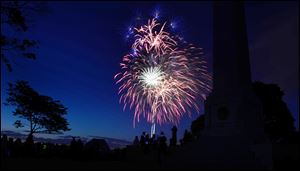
[
  {"xmin": 3, "ymin": 156, "xmax": 299, "ymax": 170},
  {"xmin": 3, "ymin": 158, "xmax": 153, "ymax": 169}
]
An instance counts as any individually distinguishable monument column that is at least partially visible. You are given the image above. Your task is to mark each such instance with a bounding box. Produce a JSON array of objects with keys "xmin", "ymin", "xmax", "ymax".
[
  {"xmin": 165, "ymin": 2, "xmax": 271, "ymax": 168},
  {"xmin": 213, "ymin": 1, "xmax": 252, "ymax": 93},
  {"xmin": 204, "ymin": 1, "xmax": 266, "ymax": 143}
]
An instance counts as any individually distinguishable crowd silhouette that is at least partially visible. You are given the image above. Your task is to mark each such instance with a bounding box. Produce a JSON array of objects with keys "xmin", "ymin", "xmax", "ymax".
[
  {"xmin": 1, "ymin": 125, "xmax": 197, "ymax": 164},
  {"xmin": 0, "ymin": 134, "xmax": 126, "ymax": 162},
  {"xmin": 2, "ymin": 124, "xmax": 298, "ymax": 169},
  {"xmin": 134, "ymin": 131, "xmax": 167, "ymax": 154}
]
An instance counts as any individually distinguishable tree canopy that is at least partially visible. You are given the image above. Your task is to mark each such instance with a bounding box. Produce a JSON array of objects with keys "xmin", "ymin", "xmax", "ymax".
[
  {"xmin": 5, "ymin": 81, "xmax": 71, "ymax": 136},
  {"xmin": 253, "ymin": 81, "xmax": 296, "ymax": 142},
  {"xmin": 191, "ymin": 114, "xmax": 205, "ymax": 136},
  {"xmin": 1, "ymin": 1, "xmax": 47, "ymax": 72}
]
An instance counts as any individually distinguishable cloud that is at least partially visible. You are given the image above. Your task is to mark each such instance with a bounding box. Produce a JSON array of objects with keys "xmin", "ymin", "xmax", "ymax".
[
  {"xmin": 1, "ymin": 130, "xmax": 131, "ymax": 149},
  {"xmin": 1, "ymin": 130, "xmax": 28, "ymax": 139}
]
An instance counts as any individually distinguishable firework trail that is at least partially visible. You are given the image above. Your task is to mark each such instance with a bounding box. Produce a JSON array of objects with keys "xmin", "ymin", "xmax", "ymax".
[{"xmin": 115, "ymin": 18, "xmax": 212, "ymax": 135}]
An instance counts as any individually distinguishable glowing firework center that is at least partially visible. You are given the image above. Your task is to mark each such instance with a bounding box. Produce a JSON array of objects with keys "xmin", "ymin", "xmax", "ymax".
[
  {"xmin": 115, "ymin": 18, "xmax": 212, "ymax": 137},
  {"xmin": 139, "ymin": 66, "xmax": 165, "ymax": 136},
  {"xmin": 140, "ymin": 67, "xmax": 164, "ymax": 87}
]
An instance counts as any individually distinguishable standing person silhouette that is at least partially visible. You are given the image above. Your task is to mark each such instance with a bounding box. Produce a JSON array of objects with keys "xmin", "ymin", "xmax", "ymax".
[
  {"xmin": 158, "ymin": 132, "xmax": 167, "ymax": 166},
  {"xmin": 140, "ymin": 132, "xmax": 146, "ymax": 147},
  {"xmin": 133, "ymin": 136, "xmax": 139, "ymax": 146},
  {"xmin": 1, "ymin": 135, "xmax": 8, "ymax": 169}
]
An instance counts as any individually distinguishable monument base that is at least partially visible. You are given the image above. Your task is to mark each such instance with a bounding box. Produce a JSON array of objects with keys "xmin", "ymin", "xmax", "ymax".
[{"xmin": 164, "ymin": 135, "xmax": 273, "ymax": 169}]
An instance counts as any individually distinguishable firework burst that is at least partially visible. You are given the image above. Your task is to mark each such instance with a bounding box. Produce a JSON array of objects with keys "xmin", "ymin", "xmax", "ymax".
[{"xmin": 115, "ymin": 18, "xmax": 212, "ymax": 134}]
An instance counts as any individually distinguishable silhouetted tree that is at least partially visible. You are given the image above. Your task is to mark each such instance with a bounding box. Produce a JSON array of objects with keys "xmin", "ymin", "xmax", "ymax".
[
  {"xmin": 182, "ymin": 130, "xmax": 193, "ymax": 144},
  {"xmin": 133, "ymin": 136, "xmax": 139, "ymax": 146},
  {"xmin": 5, "ymin": 81, "xmax": 70, "ymax": 139},
  {"xmin": 191, "ymin": 114, "xmax": 205, "ymax": 136},
  {"xmin": 1, "ymin": 1, "xmax": 48, "ymax": 72},
  {"xmin": 253, "ymin": 81, "xmax": 296, "ymax": 142}
]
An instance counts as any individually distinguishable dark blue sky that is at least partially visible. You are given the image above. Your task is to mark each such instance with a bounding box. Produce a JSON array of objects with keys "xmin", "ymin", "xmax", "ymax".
[{"xmin": 1, "ymin": 1, "xmax": 298, "ymax": 142}]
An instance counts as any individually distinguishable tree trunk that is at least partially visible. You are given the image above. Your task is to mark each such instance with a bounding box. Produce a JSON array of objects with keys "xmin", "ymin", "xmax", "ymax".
[
  {"xmin": 27, "ymin": 113, "xmax": 34, "ymax": 143},
  {"xmin": 30, "ymin": 114, "xmax": 33, "ymax": 133}
]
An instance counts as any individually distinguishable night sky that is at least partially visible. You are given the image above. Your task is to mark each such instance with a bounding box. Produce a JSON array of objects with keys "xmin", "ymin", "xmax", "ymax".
[{"xmin": 1, "ymin": 1, "xmax": 298, "ymax": 142}]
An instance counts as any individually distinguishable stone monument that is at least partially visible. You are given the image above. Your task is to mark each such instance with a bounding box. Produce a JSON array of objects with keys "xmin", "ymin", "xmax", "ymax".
[{"xmin": 165, "ymin": 1, "xmax": 272, "ymax": 169}]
